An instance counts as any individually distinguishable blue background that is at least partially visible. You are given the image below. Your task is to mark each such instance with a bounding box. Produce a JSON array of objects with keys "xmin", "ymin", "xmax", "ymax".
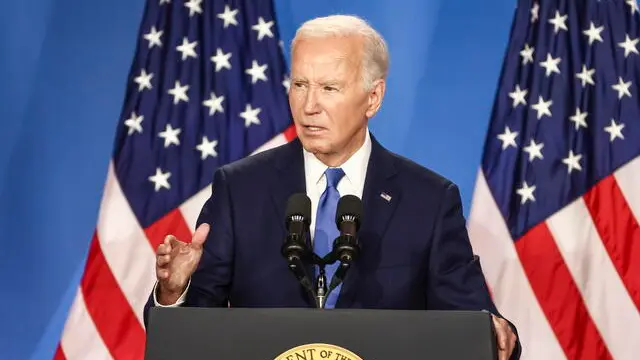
[{"xmin": 0, "ymin": 0, "xmax": 516, "ymax": 358}]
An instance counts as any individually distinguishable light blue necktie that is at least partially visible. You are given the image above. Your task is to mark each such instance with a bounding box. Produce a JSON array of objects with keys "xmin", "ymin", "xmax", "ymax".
[{"xmin": 313, "ymin": 167, "xmax": 345, "ymax": 308}]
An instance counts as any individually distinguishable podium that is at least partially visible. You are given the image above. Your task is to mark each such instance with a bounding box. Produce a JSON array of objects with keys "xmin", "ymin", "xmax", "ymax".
[{"xmin": 145, "ymin": 307, "xmax": 498, "ymax": 359}]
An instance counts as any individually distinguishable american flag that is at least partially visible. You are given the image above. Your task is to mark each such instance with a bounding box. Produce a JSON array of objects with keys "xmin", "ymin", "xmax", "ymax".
[
  {"xmin": 53, "ymin": 0, "xmax": 296, "ymax": 358},
  {"xmin": 468, "ymin": 0, "xmax": 640, "ymax": 359}
]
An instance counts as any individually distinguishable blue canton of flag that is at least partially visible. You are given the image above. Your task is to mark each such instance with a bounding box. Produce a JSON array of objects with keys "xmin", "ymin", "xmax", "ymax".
[
  {"xmin": 483, "ymin": 0, "xmax": 640, "ymax": 240},
  {"xmin": 113, "ymin": 0, "xmax": 292, "ymax": 228}
]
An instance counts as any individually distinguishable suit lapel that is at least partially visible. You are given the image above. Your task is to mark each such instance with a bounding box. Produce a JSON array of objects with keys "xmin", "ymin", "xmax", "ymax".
[
  {"xmin": 270, "ymin": 139, "xmax": 316, "ymax": 306},
  {"xmin": 336, "ymin": 134, "xmax": 400, "ymax": 308},
  {"xmin": 270, "ymin": 138, "xmax": 306, "ymax": 232}
]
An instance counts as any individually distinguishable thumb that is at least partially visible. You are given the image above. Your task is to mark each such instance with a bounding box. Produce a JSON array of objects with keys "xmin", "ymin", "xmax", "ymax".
[
  {"xmin": 492, "ymin": 316, "xmax": 506, "ymax": 350},
  {"xmin": 191, "ymin": 223, "xmax": 210, "ymax": 248}
]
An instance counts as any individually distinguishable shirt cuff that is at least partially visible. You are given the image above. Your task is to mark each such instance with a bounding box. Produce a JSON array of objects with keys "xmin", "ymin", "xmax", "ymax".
[{"xmin": 153, "ymin": 279, "xmax": 190, "ymax": 307}]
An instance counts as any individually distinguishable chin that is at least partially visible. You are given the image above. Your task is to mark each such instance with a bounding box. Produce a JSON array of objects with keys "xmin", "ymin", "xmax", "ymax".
[{"xmin": 299, "ymin": 137, "xmax": 331, "ymax": 155}]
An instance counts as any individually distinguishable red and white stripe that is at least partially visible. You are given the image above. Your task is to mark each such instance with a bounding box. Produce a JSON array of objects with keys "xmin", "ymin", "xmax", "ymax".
[
  {"xmin": 55, "ymin": 127, "xmax": 296, "ymax": 360},
  {"xmin": 468, "ymin": 155, "xmax": 640, "ymax": 360}
]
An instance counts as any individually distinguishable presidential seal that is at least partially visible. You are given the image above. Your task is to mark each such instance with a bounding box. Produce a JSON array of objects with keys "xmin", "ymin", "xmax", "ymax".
[{"xmin": 274, "ymin": 343, "xmax": 363, "ymax": 360}]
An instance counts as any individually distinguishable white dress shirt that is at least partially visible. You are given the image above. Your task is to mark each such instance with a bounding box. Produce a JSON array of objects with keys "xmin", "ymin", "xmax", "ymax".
[
  {"xmin": 304, "ymin": 129, "xmax": 371, "ymax": 243},
  {"xmin": 154, "ymin": 130, "xmax": 372, "ymax": 307}
]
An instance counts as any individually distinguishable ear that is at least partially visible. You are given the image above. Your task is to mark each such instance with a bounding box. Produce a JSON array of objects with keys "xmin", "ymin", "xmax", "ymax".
[{"xmin": 365, "ymin": 79, "xmax": 386, "ymax": 118}]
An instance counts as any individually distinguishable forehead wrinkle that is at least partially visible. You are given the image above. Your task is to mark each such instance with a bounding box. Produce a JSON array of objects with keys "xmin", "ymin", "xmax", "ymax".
[{"xmin": 292, "ymin": 37, "xmax": 364, "ymax": 85}]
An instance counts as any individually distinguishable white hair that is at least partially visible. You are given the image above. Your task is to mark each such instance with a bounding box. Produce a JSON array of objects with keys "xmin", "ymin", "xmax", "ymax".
[{"xmin": 291, "ymin": 14, "xmax": 389, "ymax": 90}]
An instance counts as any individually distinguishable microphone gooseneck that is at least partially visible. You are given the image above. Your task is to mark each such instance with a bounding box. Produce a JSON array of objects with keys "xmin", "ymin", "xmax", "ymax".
[
  {"xmin": 316, "ymin": 267, "xmax": 328, "ymax": 309},
  {"xmin": 281, "ymin": 194, "xmax": 315, "ymax": 299}
]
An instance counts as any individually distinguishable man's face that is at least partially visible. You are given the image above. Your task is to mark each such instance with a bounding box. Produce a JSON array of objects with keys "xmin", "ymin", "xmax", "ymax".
[{"xmin": 289, "ymin": 35, "xmax": 378, "ymax": 164}]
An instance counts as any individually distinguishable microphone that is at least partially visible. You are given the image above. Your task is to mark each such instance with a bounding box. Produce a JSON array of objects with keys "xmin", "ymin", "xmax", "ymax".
[
  {"xmin": 328, "ymin": 194, "xmax": 363, "ymax": 291},
  {"xmin": 281, "ymin": 193, "xmax": 314, "ymax": 293}
]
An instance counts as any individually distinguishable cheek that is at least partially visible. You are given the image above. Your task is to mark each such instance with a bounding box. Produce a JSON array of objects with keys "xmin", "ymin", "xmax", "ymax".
[
  {"xmin": 321, "ymin": 97, "xmax": 346, "ymax": 121},
  {"xmin": 327, "ymin": 99, "xmax": 359, "ymax": 128}
]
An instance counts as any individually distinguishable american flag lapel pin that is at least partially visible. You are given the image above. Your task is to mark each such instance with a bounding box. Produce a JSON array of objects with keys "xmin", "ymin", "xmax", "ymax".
[{"xmin": 380, "ymin": 192, "xmax": 392, "ymax": 202}]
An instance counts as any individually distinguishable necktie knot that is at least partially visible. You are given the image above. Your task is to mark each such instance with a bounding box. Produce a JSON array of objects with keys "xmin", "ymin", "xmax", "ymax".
[{"xmin": 325, "ymin": 168, "xmax": 345, "ymax": 189}]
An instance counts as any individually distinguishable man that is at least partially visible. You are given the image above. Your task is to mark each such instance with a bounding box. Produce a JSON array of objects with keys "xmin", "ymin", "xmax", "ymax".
[{"xmin": 144, "ymin": 14, "xmax": 520, "ymax": 359}]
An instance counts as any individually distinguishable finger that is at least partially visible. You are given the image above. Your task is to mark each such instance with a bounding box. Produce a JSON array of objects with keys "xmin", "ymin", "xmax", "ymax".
[
  {"xmin": 157, "ymin": 243, "xmax": 171, "ymax": 256},
  {"xmin": 507, "ymin": 338, "xmax": 516, "ymax": 357},
  {"xmin": 497, "ymin": 331, "xmax": 508, "ymax": 360},
  {"xmin": 191, "ymin": 223, "xmax": 210, "ymax": 248},
  {"xmin": 493, "ymin": 317, "xmax": 508, "ymax": 349},
  {"xmin": 498, "ymin": 325, "xmax": 508, "ymax": 350},
  {"xmin": 156, "ymin": 267, "xmax": 170, "ymax": 280},
  {"xmin": 159, "ymin": 235, "xmax": 176, "ymax": 252},
  {"xmin": 491, "ymin": 316, "xmax": 504, "ymax": 348},
  {"xmin": 167, "ymin": 234, "xmax": 186, "ymax": 249},
  {"xmin": 498, "ymin": 348, "xmax": 507, "ymax": 360},
  {"xmin": 508, "ymin": 332, "xmax": 517, "ymax": 354},
  {"xmin": 156, "ymin": 254, "xmax": 171, "ymax": 267}
]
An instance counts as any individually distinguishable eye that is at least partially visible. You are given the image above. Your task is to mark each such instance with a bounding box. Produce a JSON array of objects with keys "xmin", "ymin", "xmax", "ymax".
[
  {"xmin": 293, "ymin": 81, "xmax": 307, "ymax": 88},
  {"xmin": 324, "ymin": 86, "xmax": 337, "ymax": 92}
]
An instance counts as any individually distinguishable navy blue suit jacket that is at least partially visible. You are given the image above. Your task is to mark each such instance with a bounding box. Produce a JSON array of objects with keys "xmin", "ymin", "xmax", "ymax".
[{"xmin": 144, "ymin": 134, "xmax": 520, "ymax": 357}]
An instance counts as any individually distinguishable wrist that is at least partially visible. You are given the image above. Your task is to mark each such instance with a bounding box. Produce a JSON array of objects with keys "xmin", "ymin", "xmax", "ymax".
[{"xmin": 157, "ymin": 282, "xmax": 186, "ymax": 305}]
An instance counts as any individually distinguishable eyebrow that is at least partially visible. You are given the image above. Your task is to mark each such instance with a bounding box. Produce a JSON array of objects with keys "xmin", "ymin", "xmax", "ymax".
[
  {"xmin": 320, "ymin": 80, "xmax": 341, "ymax": 86},
  {"xmin": 290, "ymin": 77, "xmax": 344, "ymax": 87},
  {"xmin": 291, "ymin": 78, "xmax": 341, "ymax": 84}
]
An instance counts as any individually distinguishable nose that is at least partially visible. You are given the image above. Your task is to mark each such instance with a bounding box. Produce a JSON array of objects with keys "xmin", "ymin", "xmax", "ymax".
[{"xmin": 303, "ymin": 87, "xmax": 321, "ymax": 115}]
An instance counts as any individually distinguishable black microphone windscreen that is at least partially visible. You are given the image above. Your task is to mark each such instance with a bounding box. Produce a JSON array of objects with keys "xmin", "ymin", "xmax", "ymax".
[
  {"xmin": 336, "ymin": 195, "xmax": 363, "ymax": 226},
  {"xmin": 285, "ymin": 193, "xmax": 312, "ymax": 222}
]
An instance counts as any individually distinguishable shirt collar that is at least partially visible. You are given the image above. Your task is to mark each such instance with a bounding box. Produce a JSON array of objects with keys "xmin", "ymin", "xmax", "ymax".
[{"xmin": 303, "ymin": 129, "xmax": 372, "ymax": 192}]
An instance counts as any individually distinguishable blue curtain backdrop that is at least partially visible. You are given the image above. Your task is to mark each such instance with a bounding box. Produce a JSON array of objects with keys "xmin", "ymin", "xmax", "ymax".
[{"xmin": 0, "ymin": 0, "xmax": 516, "ymax": 358}]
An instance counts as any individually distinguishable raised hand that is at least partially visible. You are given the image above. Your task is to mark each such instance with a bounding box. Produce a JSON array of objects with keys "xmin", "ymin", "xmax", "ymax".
[{"xmin": 155, "ymin": 223, "xmax": 210, "ymax": 305}]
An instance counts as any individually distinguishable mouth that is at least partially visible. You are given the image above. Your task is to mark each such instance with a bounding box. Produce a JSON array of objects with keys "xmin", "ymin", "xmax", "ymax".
[{"xmin": 301, "ymin": 125, "xmax": 327, "ymax": 133}]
